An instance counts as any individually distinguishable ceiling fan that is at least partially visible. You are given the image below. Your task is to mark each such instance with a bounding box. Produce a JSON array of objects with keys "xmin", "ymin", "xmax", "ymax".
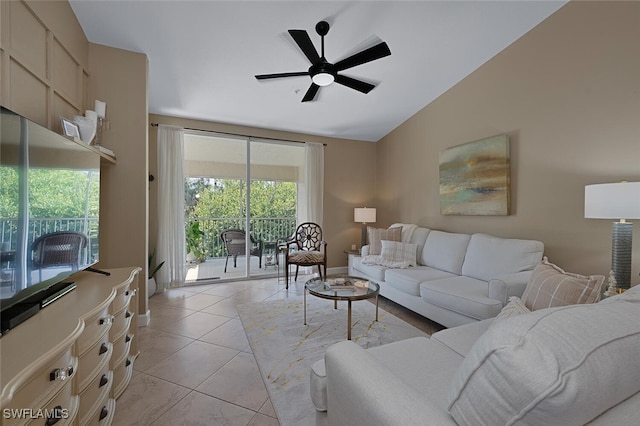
[{"xmin": 255, "ymin": 21, "xmax": 391, "ymax": 102}]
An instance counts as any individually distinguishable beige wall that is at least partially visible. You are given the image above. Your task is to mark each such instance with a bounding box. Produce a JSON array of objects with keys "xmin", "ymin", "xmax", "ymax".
[
  {"xmin": 1, "ymin": 1, "xmax": 149, "ymax": 314},
  {"xmin": 149, "ymin": 114, "xmax": 377, "ymax": 270},
  {"xmin": 377, "ymin": 1, "xmax": 640, "ymax": 279},
  {"xmin": 89, "ymin": 44, "xmax": 148, "ymax": 312}
]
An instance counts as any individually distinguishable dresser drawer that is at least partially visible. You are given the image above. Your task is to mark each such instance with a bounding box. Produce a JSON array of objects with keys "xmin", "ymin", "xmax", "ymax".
[
  {"xmin": 83, "ymin": 395, "xmax": 115, "ymax": 426},
  {"xmin": 111, "ymin": 282, "xmax": 133, "ymax": 314},
  {"xmin": 22, "ymin": 384, "xmax": 79, "ymax": 426},
  {"xmin": 78, "ymin": 364, "xmax": 112, "ymax": 425},
  {"xmin": 3, "ymin": 346, "xmax": 76, "ymax": 418},
  {"xmin": 76, "ymin": 333, "xmax": 111, "ymax": 392},
  {"xmin": 111, "ymin": 332, "xmax": 132, "ymax": 368},
  {"xmin": 109, "ymin": 306, "xmax": 133, "ymax": 341},
  {"xmin": 77, "ymin": 303, "xmax": 112, "ymax": 356},
  {"xmin": 111, "ymin": 356, "xmax": 134, "ymax": 399}
]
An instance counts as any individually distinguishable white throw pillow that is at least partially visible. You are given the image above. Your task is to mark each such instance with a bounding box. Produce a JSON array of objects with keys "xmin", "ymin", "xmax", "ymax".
[
  {"xmin": 448, "ymin": 301, "xmax": 640, "ymax": 426},
  {"xmin": 495, "ymin": 296, "xmax": 530, "ymax": 320},
  {"xmin": 380, "ymin": 240, "xmax": 417, "ymax": 267}
]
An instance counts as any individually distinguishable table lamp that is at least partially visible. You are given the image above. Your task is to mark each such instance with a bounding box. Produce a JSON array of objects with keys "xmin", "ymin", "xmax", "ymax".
[
  {"xmin": 585, "ymin": 181, "xmax": 640, "ymax": 288},
  {"xmin": 354, "ymin": 207, "xmax": 376, "ymax": 249}
]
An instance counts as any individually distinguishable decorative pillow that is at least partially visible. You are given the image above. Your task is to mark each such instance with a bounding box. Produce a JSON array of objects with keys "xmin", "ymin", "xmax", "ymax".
[
  {"xmin": 495, "ymin": 296, "xmax": 530, "ymax": 320},
  {"xmin": 520, "ymin": 257, "xmax": 605, "ymax": 311},
  {"xmin": 380, "ymin": 240, "xmax": 417, "ymax": 267},
  {"xmin": 367, "ymin": 226, "xmax": 401, "ymax": 256},
  {"xmin": 449, "ymin": 301, "xmax": 640, "ymax": 426}
]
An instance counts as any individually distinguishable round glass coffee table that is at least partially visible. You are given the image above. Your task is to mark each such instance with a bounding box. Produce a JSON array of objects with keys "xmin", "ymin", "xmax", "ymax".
[{"xmin": 304, "ymin": 274, "xmax": 380, "ymax": 340}]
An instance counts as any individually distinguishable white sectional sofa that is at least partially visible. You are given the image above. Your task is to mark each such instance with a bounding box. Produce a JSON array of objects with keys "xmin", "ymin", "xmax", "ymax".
[
  {"xmin": 319, "ymin": 285, "xmax": 640, "ymax": 426},
  {"xmin": 349, "ymin": 225, "xmax": 545, "ymax": 328}
]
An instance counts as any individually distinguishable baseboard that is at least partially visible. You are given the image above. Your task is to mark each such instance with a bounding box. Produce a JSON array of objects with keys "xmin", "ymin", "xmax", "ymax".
[
  {"xmin": 138, "ymin": 309, "xmax": 150, "ymax": 327},
  {"xmin": 328, "ymin": 266, "xmax": 348, "ymax": 275}
]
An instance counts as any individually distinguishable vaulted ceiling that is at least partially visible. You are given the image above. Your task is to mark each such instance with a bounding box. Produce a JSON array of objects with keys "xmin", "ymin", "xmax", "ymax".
[{"xmin": 70, "ymin": 1, "xmax": 566, "ymax": 142}]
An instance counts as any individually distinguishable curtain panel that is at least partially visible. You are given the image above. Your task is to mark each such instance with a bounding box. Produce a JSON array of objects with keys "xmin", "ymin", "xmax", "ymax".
[
  {"xmin": 297, "ymin": 142, "xmax": 324, "ymax": 227},
  {"xmin": 157, "ymin": 125, "xmax": 186, "ymax": 290}
]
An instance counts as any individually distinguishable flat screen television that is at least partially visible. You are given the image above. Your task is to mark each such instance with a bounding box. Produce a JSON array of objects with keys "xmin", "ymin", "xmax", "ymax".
[{"xmin": 0, "ymin": 107, "xmax": 101, "ymax": 334}]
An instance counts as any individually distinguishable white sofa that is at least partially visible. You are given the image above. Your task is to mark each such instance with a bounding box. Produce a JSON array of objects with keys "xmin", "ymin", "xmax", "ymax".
[
  {"xmin": 349, "ymin": 225, "xmax": 544, "ymax": 328},
  {"xmin": 318, "ymin": 285, "xmax": 640, "ymax": 425}
]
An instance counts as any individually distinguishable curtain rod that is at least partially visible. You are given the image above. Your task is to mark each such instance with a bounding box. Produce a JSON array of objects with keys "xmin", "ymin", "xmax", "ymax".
[{"xmin": 150, "ymin": 122, "xmax": 326, "ymax": 146}]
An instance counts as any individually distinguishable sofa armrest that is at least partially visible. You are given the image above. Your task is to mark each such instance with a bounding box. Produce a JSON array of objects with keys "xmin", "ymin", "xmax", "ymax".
[
  {"xmin": 488, "ymin": 271, "xmax": 533, "ymax": 304},
  {"xmin": 361, "ymin": 245, "xmax": 370, "ymax": 256},
  {"xmin": 325, "ymin": 341, "xmax": 456, "ymax": 426}
]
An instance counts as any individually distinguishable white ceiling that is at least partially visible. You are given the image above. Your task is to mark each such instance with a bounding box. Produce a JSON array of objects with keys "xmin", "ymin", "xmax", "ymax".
[{"xmin": 69, "ymin": 1, "xmax": 566, "ymax": 142}]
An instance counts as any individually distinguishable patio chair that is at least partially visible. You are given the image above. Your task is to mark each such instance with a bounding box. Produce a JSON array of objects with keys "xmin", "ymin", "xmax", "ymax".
[
  {"xmin": 285, "ymin": 222, "xmax": 327, "ymax": 289},
  {"xmin": 220, "ymin": 229, "xmax": 263, "ymax": 273},
  {"xmin": 31, "ymin": 231, "xmax": 88, "ymax": 282}
]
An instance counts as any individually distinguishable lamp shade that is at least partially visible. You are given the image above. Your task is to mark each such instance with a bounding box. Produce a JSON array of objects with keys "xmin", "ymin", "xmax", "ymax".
[
  {"xmin": 354, "ymin": 207, "xmax": 376, "ymax": 223},
  {"xmin": 584, "ymin": 182, "xmax": 640, "ymax": 219}
]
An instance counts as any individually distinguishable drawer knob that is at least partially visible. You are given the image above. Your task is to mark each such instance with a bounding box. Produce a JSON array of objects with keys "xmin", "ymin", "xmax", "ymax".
[
  {"xmin": 125, "ymin": 311, "xmax": 132, "ymax": 319},
  {"xmin": 125, "ymin": 289, "xmax": 137, "ymax": 296},
  {"xmin": 99, "ymin": 342, "xmax": 108, "ymax": 356},
  {"xmin": 99, "ymin": 406, "xmax": 109, "ymax": 421},
  {"xmin": 125, "ymin": 334, "xmax": 131, "ymax": 343},
  {"xmin": 99, "ymin": 315, "xmax": 115, "ymax": 325},
  {"xmin": 125, "ymin": 358, "xmax": 131, "ymax": 367},
  {"xmin": 45, "ymin": 406, "xmax": 64, "ymax": 425},
  {"xmin": 99, "ymin": 374, "xmax": 109, "ymax": 388},
  {"xmin": 49, "ymin": 365, "xmax": 73, "ymax": 381}
]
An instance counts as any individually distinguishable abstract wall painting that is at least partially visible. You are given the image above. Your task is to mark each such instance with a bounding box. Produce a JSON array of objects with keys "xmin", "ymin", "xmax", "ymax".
[{"xmin": 439, "ymin": 134, "xmax": 510, "ymax": 215}]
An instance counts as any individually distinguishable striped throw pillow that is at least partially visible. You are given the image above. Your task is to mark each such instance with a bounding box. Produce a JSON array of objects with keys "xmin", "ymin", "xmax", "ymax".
[
  {"xmin": 367, "ymin": 226, "xmax": 402, "ymax": 256},
  {"xmin": 380, "ymin": 240, "xmax": 417, "ymax": 266},
  {"xmin": 521, "ymin": 258, "xmax": 605, "ymax": 311}
]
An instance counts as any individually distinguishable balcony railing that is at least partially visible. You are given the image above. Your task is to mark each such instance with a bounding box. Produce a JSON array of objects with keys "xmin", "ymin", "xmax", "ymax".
[
  {"xmin": 1, "ymin": 216, "xmax": 296, "ymax": 262},
  {"xmin": 1, "ymin": 218, "xmax": 99, "ymax": 252},
  {"xmin": 188, "ymin": 216, "xmax": 296, "ymax": 259}
]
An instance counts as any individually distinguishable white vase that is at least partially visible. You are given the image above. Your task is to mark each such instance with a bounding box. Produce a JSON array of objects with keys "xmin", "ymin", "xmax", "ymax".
[{"xmin": 147, "ymin": 277, "xmax": 157, "ymax": 297}]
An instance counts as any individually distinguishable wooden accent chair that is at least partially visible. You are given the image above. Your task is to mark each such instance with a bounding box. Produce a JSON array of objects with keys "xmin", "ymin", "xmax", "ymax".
[
  {"xmin": 220, "ymin": 229, "xmax": 263, "ymax": 273},
  {"xmin": 285, "ymin": 222, "xmax": 327, "ymax": 289}
]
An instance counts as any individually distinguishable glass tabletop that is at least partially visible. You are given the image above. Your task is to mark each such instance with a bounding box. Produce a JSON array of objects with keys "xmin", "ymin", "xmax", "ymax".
[{"xmin": 305, "ymin": 274, "xmax": 379, "ymax": 301}]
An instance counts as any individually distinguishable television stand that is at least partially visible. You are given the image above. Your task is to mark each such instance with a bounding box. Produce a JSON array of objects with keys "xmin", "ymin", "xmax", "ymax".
[{"xmin": 86, "ymin": 266, "xmax": 111, "ymax": 276}]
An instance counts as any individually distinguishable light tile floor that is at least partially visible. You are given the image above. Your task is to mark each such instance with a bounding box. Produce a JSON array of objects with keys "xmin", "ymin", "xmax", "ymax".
[{"xmin": 113, "ymin": 275, "xmax": 444, "ymax": 426}]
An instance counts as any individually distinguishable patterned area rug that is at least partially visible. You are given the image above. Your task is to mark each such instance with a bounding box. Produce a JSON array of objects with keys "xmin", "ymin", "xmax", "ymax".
[{"xmin": 237, "ymin": 296, "xmax": 428, "ymax": 426}]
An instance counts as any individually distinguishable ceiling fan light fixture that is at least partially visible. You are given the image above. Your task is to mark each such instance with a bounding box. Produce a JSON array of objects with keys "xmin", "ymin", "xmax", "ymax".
[{"xmin": 312, "ymin": 72, "xmax": 334, "ymax": 86}]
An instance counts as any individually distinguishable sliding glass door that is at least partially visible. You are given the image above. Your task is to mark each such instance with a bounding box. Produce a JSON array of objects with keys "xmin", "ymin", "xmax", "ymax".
[{"xmin": 184, "ymin": 132, "xmax": 302, "ymax": 282}]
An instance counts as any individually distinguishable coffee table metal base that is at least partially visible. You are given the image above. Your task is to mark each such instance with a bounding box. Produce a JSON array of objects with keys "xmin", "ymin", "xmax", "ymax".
[{"xmin": 304, "ymin": 287, "xmax": 379, "ymax": 340}]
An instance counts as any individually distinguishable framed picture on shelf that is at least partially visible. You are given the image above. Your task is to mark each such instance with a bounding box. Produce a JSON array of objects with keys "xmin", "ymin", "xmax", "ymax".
[{"xmin": 61, "ymin": 117, "xmax": 80, "ymax": 138}]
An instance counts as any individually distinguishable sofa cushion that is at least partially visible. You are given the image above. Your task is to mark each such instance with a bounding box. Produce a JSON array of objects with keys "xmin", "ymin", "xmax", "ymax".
[
  {"xmin": 352, "ymin": 256, "xmax": 386, "ymax": 282},
  {"xmin": 385, "ymin": 267, "xmax": 456, "ymax": 297},
  {"xmin": 430, "ymin": 318, "xmax": 493, "ymax": 357},
  {"xmin": 448, "ymin": 301, "xmax": 640, "ymax": 426},
  {"xmin": 421, "ymin": 231, "xmax": 471, "ymax": 274},
  {"xmin": 420, "ymin": 276, "xmax": 502, "ymax": 321},
  {"xmin": 367, "ymin": 226, "xmax": 402, "ymax": 255},
  {"xmin": 461, "ymin": 233, "xmax": 544, "ymax": 281},
  {"xmin": 521, "ymin": 258, "xmax": 605, "ymax": 310},
  {"xmin": 381, "ymin": 240, "xmax": 418, "ymax": 266}
]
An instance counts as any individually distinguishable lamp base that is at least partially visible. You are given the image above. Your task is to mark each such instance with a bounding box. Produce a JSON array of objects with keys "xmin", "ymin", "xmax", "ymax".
[
  {"xmin": 611, "ymin": 221, "xmax": 632, "ymax": 289},
  {"xmin": 361, "ymin": 224, "xmax": 367, "ymax": 249}
]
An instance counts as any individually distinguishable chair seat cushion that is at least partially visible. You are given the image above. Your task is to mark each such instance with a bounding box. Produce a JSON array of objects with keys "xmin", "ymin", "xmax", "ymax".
[{"xmin": 289, "ymin": 250, "xmax": 323, "ymax": 263}]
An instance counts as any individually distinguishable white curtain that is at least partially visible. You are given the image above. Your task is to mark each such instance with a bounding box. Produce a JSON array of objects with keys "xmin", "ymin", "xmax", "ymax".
[
  {"xmin": 297, "ymin": 142, "xmax": 324, "ymax": 227},
  {"xmin": 156, "ymin": 125, "xmax": 186, "ymax": 291}
]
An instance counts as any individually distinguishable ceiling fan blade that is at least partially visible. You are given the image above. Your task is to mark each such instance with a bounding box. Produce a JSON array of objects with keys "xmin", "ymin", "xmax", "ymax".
[
  {"xmin": 289, "ymin": 29, "xmax": 321, "ymax": 64},
  {"xmin": 255, "ymin": 71, "xmax": 309, "ymax": 80},
  {"xmin": 334, "ymin": 41, "xmax": 391, "ymax": 72},
  {"xmin": 301, "ymin": 83, "xmax": 320, "ymax": 102},
  {"xmin": 335, "ymin": 75, "xmax": 376, "ymax": 94}
]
